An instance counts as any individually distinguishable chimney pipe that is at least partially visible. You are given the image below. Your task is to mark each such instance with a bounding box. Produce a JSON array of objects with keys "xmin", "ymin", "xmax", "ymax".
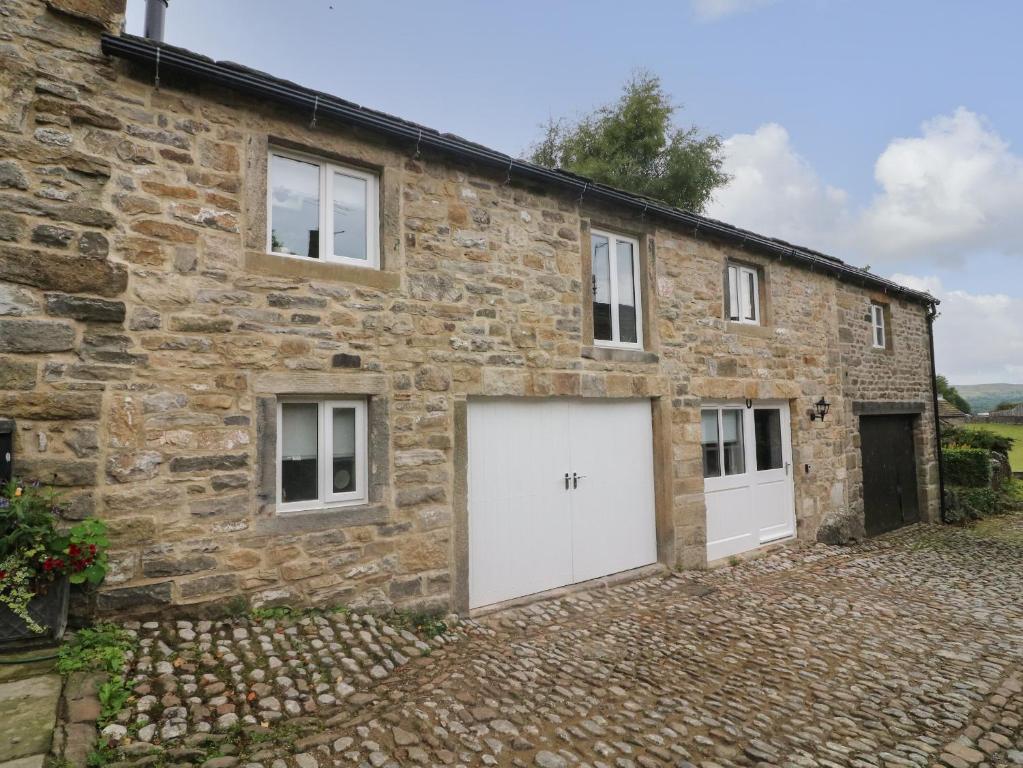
[{"xmin": 144, "ymin": 0, "xmax": 168, "ymax": 42}]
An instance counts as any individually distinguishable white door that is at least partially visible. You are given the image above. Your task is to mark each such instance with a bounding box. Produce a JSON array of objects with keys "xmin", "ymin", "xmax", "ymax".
[
  {"xmin": 569, "ymin": 399, "xmax": 657, "ymax": 583},
  {"xmin": 468, "ymin": 399, "xmax": 657, "ymax": 609},
  {"xmin": 702, "ymin": 401, "xmax": 795, "ymax": 562}
]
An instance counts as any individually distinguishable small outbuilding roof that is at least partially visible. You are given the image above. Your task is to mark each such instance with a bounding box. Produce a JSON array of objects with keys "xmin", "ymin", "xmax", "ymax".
[
  {"xmin": 100, "ymin": 33, "xmax": 938, "ymax": 308},
  {"xmin": 937, "ymin": 397, "xmax": 968, "ymax": 421}
]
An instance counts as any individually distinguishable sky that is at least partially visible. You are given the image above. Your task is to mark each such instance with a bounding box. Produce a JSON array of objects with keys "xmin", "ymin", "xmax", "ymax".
[{"xmin": 124, "ymin": 0, "xmax": 1023, "ymax": 386}]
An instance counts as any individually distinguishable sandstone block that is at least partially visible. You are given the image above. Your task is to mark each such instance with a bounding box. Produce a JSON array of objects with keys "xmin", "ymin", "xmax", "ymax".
[
  {"xmin": 178, "ymin": 574, "xmax": 237, "ymax": 599},
  {"xmin": 0, "ymin": 245, "xmax": 127, "ymax": 296},
  {"xmin": 0, "ymin": 392, "xmax": 101, "ymax": 420},
  {"xmin": 142, "ymin": 553, "xmax": 218, "ymax": 578},
  {"xmin": 106, "ymin": 451, "xmax": 163, "ymax": 483},
  {"xmin": 96, "ymin": 582, "xmax": 172, "ymax": 613},
  {"xmin": 0, "ymin": 318, "xmax": 75, "ymax": 352},
  {"xmin": 45, "ymin": 293, "xmax": 126, "ymax": 323},
  {"xmin": 415, "ymin": 365, "xmax": 450, "ymax": 392},
  {"xmin": 0, "ymin": 357, "xmax": 36, "ymax": 389},
  {"xmin": 15, "ymin": 458, "xmax": 96, "ymax": 487},
  {"xmin": 169, "ymin": 452, "xmax": 248, "ymax": 473}
]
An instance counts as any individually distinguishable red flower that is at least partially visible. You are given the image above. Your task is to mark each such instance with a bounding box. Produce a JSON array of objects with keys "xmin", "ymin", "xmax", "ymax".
[
  {"xmin": 89, "ymin": 544, "xmax": 96, "ymax": 555},
  {"xmin": 68, "ymin": 544, "xmax": 81, "ymax": 557},
  {"xmin": 0, "ymin": 570, "xmax": 6, "ymax": 580}
]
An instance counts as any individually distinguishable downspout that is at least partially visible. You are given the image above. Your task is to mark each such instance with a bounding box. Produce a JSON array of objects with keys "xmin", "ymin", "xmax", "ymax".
[{"xmin": 926, "ymin": 301, "xmax": 946, "ymax": 521}]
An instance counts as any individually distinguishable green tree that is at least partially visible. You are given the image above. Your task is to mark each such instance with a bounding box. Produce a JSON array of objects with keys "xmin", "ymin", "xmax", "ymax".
[
  {"xmin": 994, "ymin": 400, "xmax": 1021, "ymax": 412},
  {"xmin": 936, "ymin": 375, "xmax": 972, "ymax": 414},
  {"xmin": 528, "ymin": 72, "xmax": 729, "ymax": 214}
]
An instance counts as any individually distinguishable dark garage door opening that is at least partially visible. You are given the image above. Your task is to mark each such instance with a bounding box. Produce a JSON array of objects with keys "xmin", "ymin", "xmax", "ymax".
[{"xmin": 860, "ymin": 414, "xmax": 921, "ymax": 536}]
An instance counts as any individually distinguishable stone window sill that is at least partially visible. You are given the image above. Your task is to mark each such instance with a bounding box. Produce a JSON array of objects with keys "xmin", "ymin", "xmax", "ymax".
[
  {"xmin": 582, "ymin": 345, "xmax": 659, "ymax": 364},
  {"xmin": 245, "ymin": 251, "xmax": 400, "ymax": 291},
  {"xmin": 725, "ymin": 321, "xmax": 774, "ymax": 338},
  {"xmin": 251, "ymin": 503, "xmax": 389, "ymax": 535}
]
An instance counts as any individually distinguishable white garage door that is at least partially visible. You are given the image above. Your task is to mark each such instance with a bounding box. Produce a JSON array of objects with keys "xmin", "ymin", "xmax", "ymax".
[
  {"xmin": 702, "ymin": 401, "xmax": 796, "ymax": 562},
  {"xmin": 468, "ymin": 398, "xmax": 657, "ymax": 609}
]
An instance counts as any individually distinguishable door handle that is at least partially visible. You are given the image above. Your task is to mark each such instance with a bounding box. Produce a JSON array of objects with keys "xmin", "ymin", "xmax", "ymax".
[
  {"xmin": 572, "ymin": 473, "xmax": 587, "ymax": 489},
  {"xmin": 564, "ymin": 473, "xmax": 571, "ymax": 491},
  {"xmin": 785, "ymin": 462, "xmax": 790, "ymax": 476}
]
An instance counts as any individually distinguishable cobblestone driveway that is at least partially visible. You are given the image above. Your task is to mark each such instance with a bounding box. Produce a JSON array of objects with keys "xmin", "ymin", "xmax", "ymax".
[{"xmin": 102, "ymin": 519, "xmax": 1023, "ymax": 768}]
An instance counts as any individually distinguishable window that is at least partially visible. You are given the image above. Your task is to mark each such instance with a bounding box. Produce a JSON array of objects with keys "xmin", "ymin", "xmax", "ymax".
[
  {"xmin": 754, "ymin": 408, "xmax": 783, "ymax": 471},
  {"xmin": 726, "ymin": 263, "xmax": 760, "ymax": 325},
  {"xmin": 870, "ymin": 303, "xmax": 887, "ymax": 349},
  {"xmin": 701, "ymin": 407, "xmax": 746, "ymax": 478},
  {"xmin": 267, "ymin": 150, "xmax": 379, "ymax": 269},
  {"xmin": 277, "ymin": 398, "xmax": 367, "ymax": 512},
  {"xmin": 591, "ymin": 229, "xmax": 643, "ymax": 348}
]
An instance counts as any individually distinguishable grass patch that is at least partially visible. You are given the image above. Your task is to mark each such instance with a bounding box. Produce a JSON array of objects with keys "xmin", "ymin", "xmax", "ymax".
[
  {"xmin": 57, "ymin": 623, "xmax": 135, "ymax": 675},
  {"xmin": 390, "ymin": 610, "xmax": 447, "ymax": 639},
  {"xmin": 57, "ymin": 623, "xmax": 137, "ymax": 727},
  {"xmin": 969, "ymin": 422, "xmax": 1023, "ymax": 471}
]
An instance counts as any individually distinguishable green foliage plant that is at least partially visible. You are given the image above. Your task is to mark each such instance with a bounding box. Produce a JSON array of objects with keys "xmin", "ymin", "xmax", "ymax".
[
  {"xmin": 529, "ymin": 71, "xmax": 729, "ymax": 214},
  {"xmin": 1, "ymin": 479, "xmax": 110, "ymax": 633}
]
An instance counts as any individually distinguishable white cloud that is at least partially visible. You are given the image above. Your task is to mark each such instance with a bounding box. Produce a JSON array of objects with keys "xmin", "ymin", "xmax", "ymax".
[
  {"xmin": 707, "ymin": 111, "xmax": 1023, "ymax": 385},
  {"xmin": 861, "ymin": 109, "xmax": 1023, "ymax": 263},
  {"xmin": 892, "ymin": 274, "xmax": 1023, "ymax": 385},
  {"xmin": 708, "ymin": 107, "xmax": 1023, "ymax": 269},
  {"xmin": 691, "ymin": 0, "xmax": 777, "ymax": 21},
  {"xmin": 707, "ymin": 123, "xmax": 850, "ymax": 250}
]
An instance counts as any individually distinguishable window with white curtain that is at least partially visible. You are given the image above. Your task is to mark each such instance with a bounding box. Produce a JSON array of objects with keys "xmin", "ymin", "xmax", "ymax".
[
  {"xmin": 277, "ymin": 399, "xmax": 367, "ymax": 512},
  {"xmin": 267, "ymin": 149, "xmax": 379, "ymax": 269},
  {"xmin": 871, "ymin": 303, "xmax": 887, "ymax": 349},
  {"xmin": 726, "ymin": 263, "xmax": 760, "ymax": 325}
]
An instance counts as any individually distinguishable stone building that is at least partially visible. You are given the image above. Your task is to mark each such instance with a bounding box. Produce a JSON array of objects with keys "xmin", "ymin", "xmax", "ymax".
[{"xmin": 0, "ymin": 0, "xmax": 942, "ymax": 617}]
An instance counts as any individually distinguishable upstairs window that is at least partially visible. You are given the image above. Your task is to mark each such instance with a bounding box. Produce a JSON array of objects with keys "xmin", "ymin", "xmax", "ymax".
[
  {"xmin": 268, "ymin": 150, "xmax": 379, "ymax": 269},
  {"xmin": 277, "ymin": 399, "xmax": 368, "ymax": 513},
  {"xmin": 591, "ymin": 229, "xmax": 643, "ymax": 349},
  {"xmin": 871, "ymin": 303, "xmax": 887, "ymax": 349},
  {"xmin": 726, "ymin": 263, "xmax": 760, "ymax": 325}
]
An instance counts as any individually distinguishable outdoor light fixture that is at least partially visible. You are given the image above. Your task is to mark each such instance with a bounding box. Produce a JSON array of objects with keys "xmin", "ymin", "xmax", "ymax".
[{"xmin": 809, "ymin": 397, "xmax": 831, "ymax": 422}]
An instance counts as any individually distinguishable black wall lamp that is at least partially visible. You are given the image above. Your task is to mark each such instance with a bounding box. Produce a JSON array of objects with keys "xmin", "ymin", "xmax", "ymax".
[{"xmin": 809, "ymin": 397, "xmax": 831, "ymax": 422}]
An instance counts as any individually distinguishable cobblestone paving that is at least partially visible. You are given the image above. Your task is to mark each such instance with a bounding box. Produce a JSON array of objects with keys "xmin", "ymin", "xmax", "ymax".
[{"xmin": 100, "ymin": 518, "xmax": 1023, "ymax": 768}]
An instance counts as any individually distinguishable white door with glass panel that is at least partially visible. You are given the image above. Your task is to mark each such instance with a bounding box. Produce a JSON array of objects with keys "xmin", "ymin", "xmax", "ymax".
[
  {"xmin": 702, "ymin": 402, "xmax": 795, "ymax": 561},
  {"xmin": 468, "ymin": 398, "xmax": 657, "ymax": 609}
]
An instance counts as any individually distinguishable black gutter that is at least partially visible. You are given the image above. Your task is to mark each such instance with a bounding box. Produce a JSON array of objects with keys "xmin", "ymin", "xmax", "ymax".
[
  {"xmin": 101, "ymin": 33, "xmax": 936, "ymax": 308},
  {"xmin": 927, "ymin": 304, "xmax": 947, "ymax": 521}
]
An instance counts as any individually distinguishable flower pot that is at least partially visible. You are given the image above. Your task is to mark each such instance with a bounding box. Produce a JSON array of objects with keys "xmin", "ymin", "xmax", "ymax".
[{"xmin": 0, "ymin": 576, "xmax": 69, "ymax": 648}]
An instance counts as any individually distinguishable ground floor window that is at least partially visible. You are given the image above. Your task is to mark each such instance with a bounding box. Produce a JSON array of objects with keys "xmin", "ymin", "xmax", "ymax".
[
  {"xmin": 277, "ymin": 398, "xmax": 367, "ymax": 512},
  {"xmin": 701, "ymin": 407, "xmax": 746, "ymax": 478}
]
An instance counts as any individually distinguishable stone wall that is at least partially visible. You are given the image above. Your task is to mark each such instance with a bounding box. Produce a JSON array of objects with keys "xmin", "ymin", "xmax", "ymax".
[{"xmin": 0, "ymin": 0, "xmax": 940, "ymax": 617}]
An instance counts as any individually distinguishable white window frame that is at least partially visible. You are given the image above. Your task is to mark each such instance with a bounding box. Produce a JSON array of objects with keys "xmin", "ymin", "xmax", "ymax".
[
  {"xmin": 871, "ymin": 303, "xmax": 887, "ymax": 349},
  {"xmin": 266, "ymin": 148, "xmax": 379, "ymax": 269},
  {"xmin": 276, "ymin": 398, "xmax": 368, "ymax": 514},
  {"xmin": 590, "ymin": 228, "xmax": 644, "ymax": 350},
  {"xmin": 701, "ymin": 405, "xmax": 748, "ymax": 483},
  {"xmin": 727, "ymin": 263, "xmax": 760, "ymax": 325}
]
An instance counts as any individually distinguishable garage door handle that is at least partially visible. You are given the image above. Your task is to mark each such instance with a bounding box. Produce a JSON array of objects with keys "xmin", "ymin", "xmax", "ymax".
[
  {"xmin": 564, "ymin": 473, "xmax": 571, "ymax": 490},
  {"xmin": 572, "ymin": 473, "xmax": 587, "ymax": 489}
]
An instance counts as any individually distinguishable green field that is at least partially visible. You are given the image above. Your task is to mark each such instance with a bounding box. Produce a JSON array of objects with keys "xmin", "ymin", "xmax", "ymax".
[{"xmin": 968, "ymin": 423, "xmax": 1023, "ymax": 471}]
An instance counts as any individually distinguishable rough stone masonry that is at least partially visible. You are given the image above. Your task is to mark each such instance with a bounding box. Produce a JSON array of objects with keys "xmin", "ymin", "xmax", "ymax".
[{"xmin": 0, "ymin": 0, "xmax": 940, "ymax": 618}]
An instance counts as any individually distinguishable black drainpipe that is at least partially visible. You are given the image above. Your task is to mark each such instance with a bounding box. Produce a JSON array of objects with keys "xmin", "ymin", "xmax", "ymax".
[{"xmin": 926, "ymin": 301, "xmax": 946, "ymax": 521}]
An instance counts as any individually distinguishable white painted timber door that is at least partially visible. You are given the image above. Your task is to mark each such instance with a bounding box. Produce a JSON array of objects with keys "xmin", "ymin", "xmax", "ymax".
[
  {"xmin": 702, "ymin": 401, "xmax": 795, "ymax": 562},
  {"xmin": 468, "ymin": 399, "xmax": 657, "ymax": 609}
]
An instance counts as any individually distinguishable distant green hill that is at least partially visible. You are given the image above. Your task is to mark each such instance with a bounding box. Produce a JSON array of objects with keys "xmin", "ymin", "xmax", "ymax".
[{"xmin": 955, "ymin": 383, "xmax": 1023, "ymax": 414}]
